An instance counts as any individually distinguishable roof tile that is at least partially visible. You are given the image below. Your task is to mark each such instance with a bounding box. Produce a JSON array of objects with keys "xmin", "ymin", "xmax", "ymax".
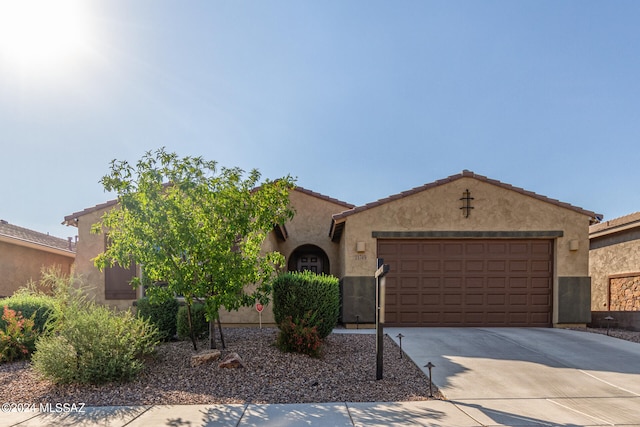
[{"xmin": 0, "ymin": 220, "xmax": 76, "ymax": 253}]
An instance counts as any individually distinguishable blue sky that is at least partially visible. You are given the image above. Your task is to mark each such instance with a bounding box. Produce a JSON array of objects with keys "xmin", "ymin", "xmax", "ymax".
[{"xmin": 1, "ymin": 1, "xmax": 639, "ymax": 239}]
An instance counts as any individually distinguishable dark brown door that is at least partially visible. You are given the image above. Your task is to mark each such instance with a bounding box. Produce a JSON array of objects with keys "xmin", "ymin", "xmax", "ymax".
[
  {"xmin": 297, "ymin": 254, "xmax": 323, "ymax": 273},
  {"xmin": 379, "ymin": 239, "xmax": 553, "ymax": 327}
]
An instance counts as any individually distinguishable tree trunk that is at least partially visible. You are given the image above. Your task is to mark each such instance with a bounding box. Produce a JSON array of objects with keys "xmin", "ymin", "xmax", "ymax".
[
  {"xmin": 208, "ymin": 318, "xmax": 217, "ymax": 349},
  {"xmin": 217, "ymin": 314, "xmax": 226, "ymax": 349},
  {"xmin": 186, "ymin": 302, "xmax": 198, "ymax": 351}
]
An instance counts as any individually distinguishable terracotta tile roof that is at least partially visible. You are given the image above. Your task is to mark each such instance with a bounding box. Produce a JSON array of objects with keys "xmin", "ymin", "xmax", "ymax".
[
  {"xmin": 63, "ymin": 186, "xmax": 355, "ymax": 228},
  {"xmin": 0, "ymin": 220, "xmax": 76, "ymax": 253},
  {"xmin": 293, "ymin": 186, "xmax": 355, "ymax": 209},
  {"xmin": 332, "ymin": 170, "xmax": 601, "ymax": 222},
  {"xmin": 63, "ymin": 199, "xmax": 119, "ymax": 227},
  {"xmin": 589, "ymin": 211, "xmax": 640, "ymax": 236}
]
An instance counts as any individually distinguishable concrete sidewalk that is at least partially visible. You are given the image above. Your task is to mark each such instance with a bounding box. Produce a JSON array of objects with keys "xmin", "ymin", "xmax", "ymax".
[{"xmin": 4, "ymin": 401, "xmax": 490, "ymax": 427}]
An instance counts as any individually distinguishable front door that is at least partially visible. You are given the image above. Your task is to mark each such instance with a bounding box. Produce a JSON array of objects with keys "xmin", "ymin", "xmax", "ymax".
[{"xmin": 297, "ymin": 254, "xmax": 323, "ymax": 273}]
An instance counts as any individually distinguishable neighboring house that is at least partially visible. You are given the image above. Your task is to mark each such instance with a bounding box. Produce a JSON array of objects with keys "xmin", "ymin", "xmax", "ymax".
[
  {"xmin": 63, "ymin": 170, "xmax": 599, "ymax": 328},
  {"xmin": 589, "ymin": 212, "xmax": 640, "ymax": 330},
  {"xmin": 0, "ymin": 219, "xmax": 76, "ymax": 298}
]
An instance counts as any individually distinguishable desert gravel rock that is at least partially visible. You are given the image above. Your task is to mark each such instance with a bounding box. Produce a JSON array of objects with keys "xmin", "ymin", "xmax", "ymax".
[{"xmin": 0, "ymin": 328, "xmax": 439, "ymax": 406}]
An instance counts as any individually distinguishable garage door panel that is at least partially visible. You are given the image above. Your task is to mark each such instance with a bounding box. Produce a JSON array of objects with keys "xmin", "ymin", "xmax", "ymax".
[
  {"xmin": 464, "ymin": 312, "xmax": 485, "ymax": 323},
  {"xmin": 465, "ymin": 260, "xmax": 484, "ymax": 272},
  {"xmin": 487, "ymin": 294, "xmax": 506, "ymax": 305},
  {"xmin": 488, "ymin": 260, "xmax": 506, "ymax": 271},
  {"xmin": 509, "ymin": 294, "xmax": 528, "ymax": 305},
  {"xmin": 509, "ymin": 243, "xmax": 529, "ymax": 254},
  {"xmin": 399, "ymin": 243, "xmax": 419, "ymax": 255},
  {"xmin": 532, "ymin": 277, "xmax": 551, "ymax": 288},
  {"xmin": 422, "ymin": 277, "xmax": 441, "ymax": 288},
  {"xmin": 532, "ymin": 242, "xmax": 552, "ymax": 255},
  {"xmin": 400, "ymin": 312, "xmax": 419, "ymax": 323},
  {"xmin": 443, "ymin": 312, "xmax": 464, "ymax": 324},
  {"xmin": 531, "ymin": 294, "xmax": 550, "ymax": 306},
  {"xmin": 377, "ymin": 242, "xmax": 398, "ymax": 256},
  {"xmin": 509, "ymin": 277, "xmax": 528, "ymax": 288},
  {"xmin": 487, "ymin": 277, "xmax": 506, "ymax": 288},
  {"xmin": 444, "ymin": 277, "xmax": 462, "ymax": 288},
  {"xmin": 488, "ymin": 243, "xmax": 507, "ymax": 255},
  {"xmin": 466, "ymin": 293, "xmax": 484, "ymax": 305},
  {"xmin": 466, "ymin": 277, "xmax": 484, "ymax": 288},
  {"xmin": 509, "ymin": 260, "xmax": 529, "ymax": 272},
  {"xmin": 381, "ymin": 239, "xmax": 552, "ymax": 327},
  {"xmin": 508, "ymin": 313, "xmax": 529, "ymax": 324},
  {"xmin": 444, "ymin": 294, "xmax": 462, "ymax": 305},
  {"xmin": 529, "ymin": 312, "xmax": 551, "ymax": 325},
  {"xmin": 422, "ymin": 294, "xmax": 440, "ymax": 305},
  {"xmin": 400, "ymin": 260, "xmax": 419, "ymax": 272},
  {"xmin": 421, "ymin": 243, "xmax": 441, "ymax": 256},
  {"xmin": 487, "ymin": 312, "xmax": 507, "ymax": 324},
  {"xmin": 532, "ymin": 260, "xmax": 552, "ymax": 273},
  {"xmin": 443, "ymin": 243, "xmax": 464, "ymax": 256},
  {"xmin": 422, "ymin": 260, "xmax": 440, "ymax": 272},
  {"xmin": 444, "ymin": 260, "xmax": 463, "ymax": 271},
  {"xmin": 420, "ymin": 312, "xmax": 441, "ymax": 323},
  {"xmin": 399, "ymin": 276, "xmax": 419, "ymax": 289},
  {"xmin": 466, "ymin": 243, "xmax": 485, "ymax": 255},
  {"xmin": 400, "ymin": 293, "xmax": 420, "ymax": 305}
]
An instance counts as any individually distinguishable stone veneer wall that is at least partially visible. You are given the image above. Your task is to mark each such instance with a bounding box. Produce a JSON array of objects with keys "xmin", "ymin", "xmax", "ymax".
[{"xmin": 610, "ymin": 274, "xmax": 640, "ymax": 311}]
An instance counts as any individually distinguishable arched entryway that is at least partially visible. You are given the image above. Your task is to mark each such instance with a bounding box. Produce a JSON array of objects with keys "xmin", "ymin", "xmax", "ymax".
[{"xmin": 287, "ymin": 244, "xmax": 330, "ymax": 274}]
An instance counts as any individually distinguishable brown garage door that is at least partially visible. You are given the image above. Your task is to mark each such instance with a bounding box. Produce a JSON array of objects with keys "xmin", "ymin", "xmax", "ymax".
[{"xmin": 379, "ymin": 239, "xmax": 552, "ymax": 327}]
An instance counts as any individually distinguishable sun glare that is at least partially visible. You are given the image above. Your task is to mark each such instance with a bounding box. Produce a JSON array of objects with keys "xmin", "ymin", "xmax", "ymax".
[{"xmin": 0, "ymin": 0, "xmax": 93, "ymax": 71}]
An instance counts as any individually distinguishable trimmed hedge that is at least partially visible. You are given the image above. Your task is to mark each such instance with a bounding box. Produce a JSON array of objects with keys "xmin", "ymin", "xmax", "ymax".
[
  {"xmin": 136, "ymin": 297, "xmax": 179, "ymax": 341},
  {"xmin": 272, "ymin": 271, "xmax": 340, "ymax": 339},
  {"xmin": 0, "ymin": 293, "xmax": 58, "ymax": 334},
  {"xmin": 176, "ymin": 303, "xmax": 208, "ymax": 341}
]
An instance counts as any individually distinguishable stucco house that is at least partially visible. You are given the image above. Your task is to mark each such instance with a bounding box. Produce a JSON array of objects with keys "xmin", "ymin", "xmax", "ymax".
[
  {"xmin": 63, "ymin": 170, "xmax": 600, "ymax": 328},
  {"xmin": 589, "ymin": 212, "xmax": 640, "ymax": 330},
  {"xmin": 0, "ymin": 219, "xmax": 76, "ymax": 298}
]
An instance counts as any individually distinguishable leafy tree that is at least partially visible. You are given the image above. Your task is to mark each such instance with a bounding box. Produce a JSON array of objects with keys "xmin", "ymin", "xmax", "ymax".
[{"xmin": 93, "ymin": 148, "xmax": 295, "ymax": 350}]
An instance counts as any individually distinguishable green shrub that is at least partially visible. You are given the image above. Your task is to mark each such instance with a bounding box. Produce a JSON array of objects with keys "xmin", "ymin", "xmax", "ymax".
[
  {"xmin": 0, "ymin": 306, "xmax": 37, "ymax": 362},
  {"xmin": 273, "ymin": 271, "xmax": 340, "ymax": 339},
  {"xmin": 276, "ymin": 312, "xmax": 322, "ymax": 358},
  {"xmin": 32, "ymin": 304, "xmax": 159, "ymax": 384},
  {"xmin": 136, "ymin": 297, "xmax": 179, "ymax": 341},
  {"xmin": 0, "ymin": 293, "xmax": 58, "ymax": 334},
  {"xmin": 176, "ymin": 303, "xmax": 208, "ymax": 341}
]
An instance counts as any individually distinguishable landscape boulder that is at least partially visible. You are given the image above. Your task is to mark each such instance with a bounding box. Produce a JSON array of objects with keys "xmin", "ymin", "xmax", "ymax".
[
  {"xmin": 190, "ymin": 350, "xmax": 221, "ymax": 367},
  {"xmin": 218, "ymin": 352, "xmax": 244, "ymax": 369}
]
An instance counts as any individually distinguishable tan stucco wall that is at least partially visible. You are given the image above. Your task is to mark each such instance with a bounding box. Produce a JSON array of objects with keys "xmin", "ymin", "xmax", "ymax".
[
  {"xmin": 220, "ymin": 188, "xmax": 347, "ymax": 324},
  {"xmin": 277, "ymin": 189, "xmax": 344, "ymax": 275},
  {"xmin": 590, "ymin": 239, "xmax": 640, "ymax": 311},
  {"xmin": 0, "ymin": 241, "xmax": 74, "ymax": 298},
  {"xmin": 73, "ymin": 206, "xmax": 140, "ymax": 311},
  {"xmin": 341, "ymin": 177, "xmax": 591, "ymax": 278}
]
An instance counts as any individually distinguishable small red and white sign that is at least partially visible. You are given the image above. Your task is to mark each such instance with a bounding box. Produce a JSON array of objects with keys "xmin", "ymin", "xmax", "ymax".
[{"xmin": 255, "ymin": 303, "xmax": 264, "ymax": 313}]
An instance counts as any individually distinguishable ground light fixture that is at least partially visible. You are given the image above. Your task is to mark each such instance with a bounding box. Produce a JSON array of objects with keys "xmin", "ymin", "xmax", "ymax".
[
  {"xmin": 425, "ymin": 362, "xmax": 435, "ymax": 398},
  {"xmin": 604, "ymin": 315, "xmax": 614, "ymax": 336},
  {"xmin": 396, "ymin": 333, "xmax": 404, "ymax": 359}
]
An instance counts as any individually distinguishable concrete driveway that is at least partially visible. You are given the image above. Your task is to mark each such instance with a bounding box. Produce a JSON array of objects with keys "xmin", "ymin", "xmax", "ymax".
[{"xmin": 387, "ymin": 327, "xmax": 640, "ymax": 426}]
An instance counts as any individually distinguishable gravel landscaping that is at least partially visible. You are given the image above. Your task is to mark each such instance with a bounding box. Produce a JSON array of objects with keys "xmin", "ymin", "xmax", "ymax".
[
  {"xmin": 573, "ymin": 327, "xmax": 640, "ymax": 343},
  {"xmin": 0, "ymin": 328, "xmax": 439, "ymax": 406},
  {"xmin": 2, "ymin": 327, "xmax": 638, "ymax": 407}
]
